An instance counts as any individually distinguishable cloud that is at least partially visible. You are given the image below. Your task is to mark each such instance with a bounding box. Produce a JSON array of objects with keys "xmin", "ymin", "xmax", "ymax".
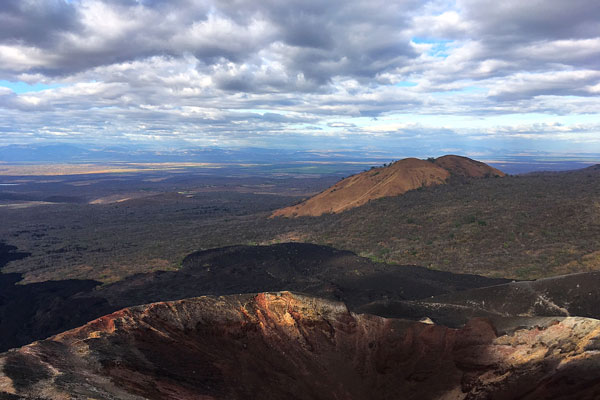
[
  {"xmin": 488, "ymin": 70, "xmax": 600, "ymax": 100},
  {"xmin": 0, "ymin": 0, "xmax": 598, "ymax": 154},
  {"xmin": 328, "ymin": 122, "xmax": 356, "ymax": 128},
  {"xmin": 0, "ymin": 0, "xmax": 418, "ymax": 82},
  {"xmin": 0, "ymin": 0, "xmax": 80, "ymax": 46},
  {"xmin": 459, "ymin": 0, "xmax": 600, "ymax": 41}
]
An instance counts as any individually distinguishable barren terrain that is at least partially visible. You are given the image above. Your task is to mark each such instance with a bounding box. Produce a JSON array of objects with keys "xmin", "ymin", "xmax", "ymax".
[
  {"xmin": 3, "ymin": 292, "xmax": 600, "ymax": 399},
  {"xmin": 1, "ymin": 161, "xmax": 600, "ymax": 399},
  {"xmin": 1, "ymin": 162, "xmax": 599, "ymax": 283}
]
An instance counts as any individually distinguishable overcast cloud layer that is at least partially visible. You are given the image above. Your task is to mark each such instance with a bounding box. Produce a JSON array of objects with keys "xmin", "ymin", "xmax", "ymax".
[{"xmin": 0, "ymin": 0, "xmax": 599, "ymax": 156}]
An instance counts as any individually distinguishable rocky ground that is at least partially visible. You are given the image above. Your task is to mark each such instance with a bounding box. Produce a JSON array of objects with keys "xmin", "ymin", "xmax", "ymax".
[
  {"xmin": 2, "ymin": 162, "xmax": 600, "ymax": 398},
  {"xmin": 359, "ymin": 271, "xmax": 600, "ymax": 327},
  {"xmin": 2, "ymin": 292, "xmax": 600, "ymax": 400},
  {"xmin": 0, "ymin": 242, "xmax": 508, "ymax": 352}
]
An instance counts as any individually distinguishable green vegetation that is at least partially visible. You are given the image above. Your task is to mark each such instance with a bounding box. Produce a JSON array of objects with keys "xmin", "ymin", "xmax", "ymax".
[
  {"xmin": 1, "ymin": 168, "xmax": 600, "ymax": 283},
  {"xmin": 286, "ymin": 171, "xmax": 600, "ymax": 279}
]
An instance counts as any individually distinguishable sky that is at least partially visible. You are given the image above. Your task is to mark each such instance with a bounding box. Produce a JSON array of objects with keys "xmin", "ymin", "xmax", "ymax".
[{"xmin": 0, "ymin": 0, "xmax": 599, "ymax": 157}]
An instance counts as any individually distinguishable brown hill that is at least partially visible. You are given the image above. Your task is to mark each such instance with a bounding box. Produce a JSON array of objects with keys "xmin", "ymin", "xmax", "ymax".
[
  {"xmin": 434, "ymin": 154, "xmax": 505, "ymax": 178},
  {"xmin": 272, "ymin": 155, "xmax": 504, "ymax": 217},
  {"xmin": 2, "ymin": 292, "xmax": 600, "ymax": 399}
]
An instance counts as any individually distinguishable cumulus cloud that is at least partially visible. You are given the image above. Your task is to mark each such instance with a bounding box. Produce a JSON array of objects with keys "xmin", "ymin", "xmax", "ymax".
[
  {"xmin": 0, "ymin": 0, "xmax": 598, "ymax": 152},
  {"xmin": 459, "ymin": 0, "xmax": 600, "ymax": 41}
]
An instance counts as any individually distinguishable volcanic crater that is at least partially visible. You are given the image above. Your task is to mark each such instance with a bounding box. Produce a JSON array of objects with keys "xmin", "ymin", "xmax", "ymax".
[{"xmin": 2, "ymin": 292, "xmax": 600, "ymax": 400}]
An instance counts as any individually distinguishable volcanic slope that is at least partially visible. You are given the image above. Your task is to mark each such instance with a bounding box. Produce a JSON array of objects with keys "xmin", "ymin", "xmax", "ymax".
[
  {"xmin": 433, "ymin": 154, "xmax": 505, "ymax": 178},
  {"xmin": 100, "ymin": 243, "xmax": 508, "ymax": 309},
  {"xmin": 3, "ymin": 292, "xmax": 600, "ymax": 400},
  {"xmin": 360, "ymin": 271, "xmax": 600, "ymax": 327},
  {"xmin": 356, "ymin": 269, "xmax": 600, "ymax": 332},
  {"xmin": 0, "ymin": 242, "xmax": 508, "ymax": 352},
  {"xmin": 272, "ymin": 155, "xmax": 504, "ymax": 217}
]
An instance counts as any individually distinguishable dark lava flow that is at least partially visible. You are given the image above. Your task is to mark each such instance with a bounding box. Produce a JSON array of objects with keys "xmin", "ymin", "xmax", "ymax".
[
  {"xmin": 4, "ymin": 241, "xmax": 600, "ymax": 354},
  {"xmin": 359, "ymin": 269, "xmax": 600, "ymax": 327},
  {"xmin": 0, "ymin": 242, "xmax": 508, "ymax": 352},
  {"xmin": 100, "ymin": 243, "xmax": 509, "ymax": 309},
  {"xmin": 0, "ymin": 242, "xmax": 107, "ymax": 351}
]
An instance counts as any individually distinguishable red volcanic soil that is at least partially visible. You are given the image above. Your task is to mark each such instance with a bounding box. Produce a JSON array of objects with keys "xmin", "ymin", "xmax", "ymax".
[
  {"xmin": 272, "ymin": 155, "xmax": 504, "ymax": 217},
  {"xmin": 434, "ymin": 154, "xmax": 505, "ymax": 178},
  {"xmin": 2, "ymin": 292, "xmax": 600, "ymax": 400},
  {"xmin": 272, "ymin": 158, "xmax": 450, "ymax": 217}
]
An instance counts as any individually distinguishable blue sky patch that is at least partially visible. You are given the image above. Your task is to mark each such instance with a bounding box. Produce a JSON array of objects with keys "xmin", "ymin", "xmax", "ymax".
[
  {"xmin": 412, "ymin": 37, "xmax": 453, "ymax": 58},
  {"xmin": 395, "ymin": 81, "xmax": 418, "ymax": 87},
  {"xmin": 0, "ymin": 80, "xmax": 63, "ymax": 94}
]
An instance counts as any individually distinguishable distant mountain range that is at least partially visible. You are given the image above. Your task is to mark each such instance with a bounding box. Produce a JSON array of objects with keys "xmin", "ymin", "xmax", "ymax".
[
  {"xmin": 0, "ymin": 144, "xmax": 598, "ymax": 174},
  {"xmin": 0, "ymin": 143, "xmax": 393, "ymax": 164}
]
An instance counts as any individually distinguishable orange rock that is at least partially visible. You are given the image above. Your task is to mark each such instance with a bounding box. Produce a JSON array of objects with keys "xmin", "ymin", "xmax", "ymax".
[
  {"xmin": 272, "ymin": 155, "xmax": 504, "ymax": 217},
  {"xmin": 2, "ymin": 293, "xmax": 600, "ymax": 400}
]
